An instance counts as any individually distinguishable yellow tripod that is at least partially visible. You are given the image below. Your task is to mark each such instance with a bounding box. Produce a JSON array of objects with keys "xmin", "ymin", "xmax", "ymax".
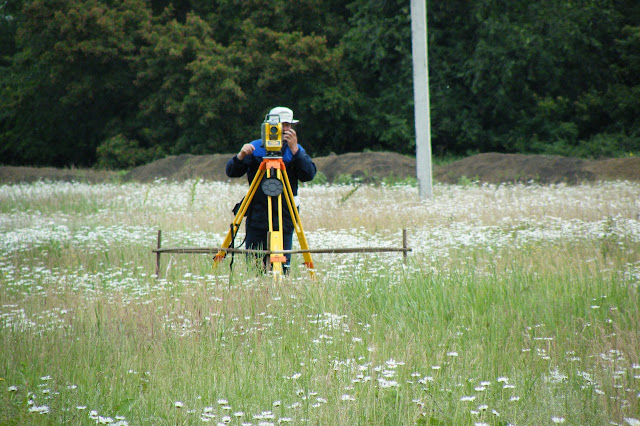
[{"xmin": 214, "ymin": 156, "xmax": 315, "ymax": 279}]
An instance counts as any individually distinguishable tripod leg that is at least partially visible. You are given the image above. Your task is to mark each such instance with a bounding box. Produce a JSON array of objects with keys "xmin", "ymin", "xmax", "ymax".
[
  {"xmin": 281, "ymin": 167, "xmax": 316, "ymax": 279},
  {"xmin": 213, "ymin": 169, "xmax": 264, "ymax": 265}
]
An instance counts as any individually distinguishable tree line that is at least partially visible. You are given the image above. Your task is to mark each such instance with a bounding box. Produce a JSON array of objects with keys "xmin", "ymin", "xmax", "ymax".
[{"xmin": 1, "ymin": 0, "xmax": 638, "ymax": 168}]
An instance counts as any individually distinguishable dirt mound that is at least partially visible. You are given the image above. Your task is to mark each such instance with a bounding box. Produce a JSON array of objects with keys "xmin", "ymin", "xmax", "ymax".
[
  {"xmin": 0, "ymin": 165, "xmax": 119, "ymax": 184},
  {"xmin": 123, "ymin": 151, "xmax": 417, "ymax": 183},
  {"xmin": 1, "ymin": 152, "xmax": 638, "ymax": 184},
  {"xmin": 125, "ymin": 151, "xmax": 639, "ymax": 185},
  {"xmin": 434, "ymin": 153, "xmax": 640, "ymax": 184},
  {"xmin": 123, "ymin": 153, "xmax": 230, "ymax": 183},
  {"xmin": 313, "ymin": 151, "xmax": 416, "ymax": 182}
]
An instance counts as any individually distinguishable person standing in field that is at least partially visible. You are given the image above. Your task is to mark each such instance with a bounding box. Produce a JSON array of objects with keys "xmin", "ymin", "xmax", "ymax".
[{"xmin": 226, "ymin": 106, "xmax": 316, "ymax": 272}]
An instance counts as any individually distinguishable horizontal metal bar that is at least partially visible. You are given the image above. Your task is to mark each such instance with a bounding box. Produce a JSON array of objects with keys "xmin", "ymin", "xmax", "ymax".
[{"xmin": 153, "ymin": 247, "xmax": 411, "ymax": 255}]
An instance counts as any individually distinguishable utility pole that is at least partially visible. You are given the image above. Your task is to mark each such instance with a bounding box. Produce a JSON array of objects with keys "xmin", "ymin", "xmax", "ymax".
[{"xmin": 410, "ymin": 0, "xmax": 433, "ymax": 199}]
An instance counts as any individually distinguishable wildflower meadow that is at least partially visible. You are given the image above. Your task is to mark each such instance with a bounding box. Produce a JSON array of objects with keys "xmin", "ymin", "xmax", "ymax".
[{"xmin": 1, "ymin": 178, "xmax": 639, "ymax": 425}]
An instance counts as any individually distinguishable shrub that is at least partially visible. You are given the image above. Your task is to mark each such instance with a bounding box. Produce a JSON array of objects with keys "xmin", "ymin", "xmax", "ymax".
[{"xmin": 96, "ymin": 134, "xmax": 162, "ymax": 170}]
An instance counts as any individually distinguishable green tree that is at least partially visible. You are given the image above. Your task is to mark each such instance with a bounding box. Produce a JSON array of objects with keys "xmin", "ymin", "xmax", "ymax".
[
  {"xmin": 340, "ymin": 0, "xmax": 415, "ymax": 155},
  {"xmin": 2, "ymin": 0, "xmax": 639, "ymax": 168},
  {"xmin": 131, "ymin": 10, "xmax": 245, "ymax": 157},
  {"xmin": 226, "ymin": 20, "xmax": 353, "ymax": 156},
  {"xmin": 0, "ymin": 0, "xmax": 150, "ymax": 166},
  {"xmin": 0, "ymin": 0, "xmax": 22, "ymax": 67},
  {"xmin": 426, "ymin": 0, "xmax": 639, "ymax": 157}
]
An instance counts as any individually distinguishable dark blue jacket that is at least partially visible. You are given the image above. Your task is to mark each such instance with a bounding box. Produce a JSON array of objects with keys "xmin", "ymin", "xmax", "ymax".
[{"xmin": 226, "ymin": 140, "xmax": 316, "ymax": 232}]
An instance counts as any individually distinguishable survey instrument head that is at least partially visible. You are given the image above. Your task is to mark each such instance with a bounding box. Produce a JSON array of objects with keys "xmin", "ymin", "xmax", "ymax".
[{"xmin": 261, "ymin": 113, "xmax": 284, "ymax": 153}]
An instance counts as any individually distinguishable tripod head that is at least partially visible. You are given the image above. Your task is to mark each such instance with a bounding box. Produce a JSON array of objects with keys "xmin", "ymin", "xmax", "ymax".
[{"xmin": 264, "ymin": 151, "xmax": 283, "ymax": 159}]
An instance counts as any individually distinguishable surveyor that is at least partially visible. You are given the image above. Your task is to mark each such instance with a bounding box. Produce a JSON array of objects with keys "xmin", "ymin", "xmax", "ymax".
[{"xmin": 226, "ymin": 106, "xmax": 317, "ymax": 273}]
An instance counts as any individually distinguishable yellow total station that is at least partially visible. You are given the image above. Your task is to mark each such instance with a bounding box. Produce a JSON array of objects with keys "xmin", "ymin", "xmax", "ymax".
[{"xmin": 261, "ymin": 114, "xmax": 283, "ymax": 153}]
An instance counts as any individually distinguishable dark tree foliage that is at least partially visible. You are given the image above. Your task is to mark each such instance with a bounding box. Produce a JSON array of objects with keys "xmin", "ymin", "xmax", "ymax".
[
  {"xmin": 428, "ymin": 0, "xmax": 640, "ymax": 157},
  {"xmin": 1, "ymin": 0, "xmax": 638, "ymax": 168},
  {"xmin": 340, "ymin": 0, "xmax": 415, "ymax": 155},
  {"xmin": 0, "ymin": 0, "xmax": 21, "ymax": 67},
  {"xmin": 1, "ymin": 0, "xmax": 150, "ymax": 166}
]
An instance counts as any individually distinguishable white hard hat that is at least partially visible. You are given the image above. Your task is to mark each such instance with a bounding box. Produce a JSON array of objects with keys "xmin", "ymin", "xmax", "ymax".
[{"xmin": 268, "ymin": 106, "xmax": 299, "ymax": 124}]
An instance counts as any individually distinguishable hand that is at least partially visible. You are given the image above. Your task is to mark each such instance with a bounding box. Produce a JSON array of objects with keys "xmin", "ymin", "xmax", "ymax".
[
  {"xmin": 284, "ymin": 128, "xmax": 299, "ymax": 155},
  {"xmin": 237, "ymin": 143, "xmax": 255, "ymax": 160}
]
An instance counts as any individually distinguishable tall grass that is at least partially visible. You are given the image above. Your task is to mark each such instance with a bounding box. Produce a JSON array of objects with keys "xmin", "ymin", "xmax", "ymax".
[{"xmin": 1, "ymin": 180, "xmax": 639, "ymax": 425}]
